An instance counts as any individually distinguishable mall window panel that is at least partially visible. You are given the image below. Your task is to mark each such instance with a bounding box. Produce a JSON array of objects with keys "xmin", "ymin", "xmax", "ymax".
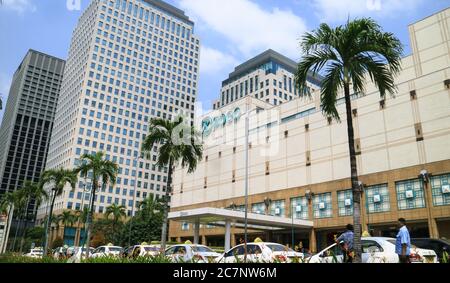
[
  {"xmin": 252, "ymin": 203, "xmax": 265, "ymax": 215},
  {"xmin": 365, "ymin": 184, "xmax": 391, "ymax": 213},
  {"xmin": 290, "ymin": 197, "xmax": 309, "ymax": 220},
  {"xmin": 313, "ymin": 193, "xmax": 332, "ymax": 219},
  {"xmin": 431, "ymin": 174, "xmax": 450, "ymax": 206},
  {"xmin": 270, "ymin": 200, "xmax": 285, "ymax": 217},
  {"xmin": 338, "ymin": 189, "xmax": 353, "ymax": 216},
  {"xmin": 396, "ymin": 179, "xmax": 426, "ymax": 210}
]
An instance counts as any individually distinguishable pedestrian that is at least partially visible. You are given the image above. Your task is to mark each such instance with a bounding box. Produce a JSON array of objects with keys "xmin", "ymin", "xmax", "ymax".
[
  {"xmin": 336, "ymin": 224, "xmax": 354, "ymax": 263},
  {"xmin": 396, "ymin": 218, "xmax": 411, "ymax": 263}
]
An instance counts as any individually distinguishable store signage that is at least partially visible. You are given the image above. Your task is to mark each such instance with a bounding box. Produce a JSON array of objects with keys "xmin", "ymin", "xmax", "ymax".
[{"xmin": 202, "ymin": 108, "xmax": 242, "ymax": 137}]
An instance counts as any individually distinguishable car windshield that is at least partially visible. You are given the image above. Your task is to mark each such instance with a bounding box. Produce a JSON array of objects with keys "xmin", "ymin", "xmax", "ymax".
[
  {"xmin": 192, "ymin": 246, "xmax": 213, "ymax": 253},
  {"xmin": 266, "ymin": 244, "xmax": 293, "ymax": 252}
]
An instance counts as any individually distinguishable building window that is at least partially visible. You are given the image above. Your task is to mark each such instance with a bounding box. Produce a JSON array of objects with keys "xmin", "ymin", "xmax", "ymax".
[
  {"xmin": 430, "ymin": 174, "xmax": 450, "ymax": 206},
  {"xmin": 265, "ymin": 161, "xmax": 270, "ymax": 175},
  {"xmin": 204, "ymin": 177, "xmax": 207, "ymax": 189},
  {"xmin": 313, "ymin": 193, "xmax": 332, "ymax": 219},
  {"xmin": 365, "ymin": 184, "xmax": 390, "ymax": 213},
  {"xmin": 337, "ymin": 189, "xmax": 353, "ymax": 216},
  {"xmin": 396, "ymin": 179, "xmax": 426, "ymax": 210},
  {"xmin": 252, "ymin": 203, "xmax": 265, "ymax": 215},
  {"xmin": 181, "ymin": 222, "xmax": 190, "ymax": 231},
  {"xmin": 291, "ymin": 197, "xmax": 309, "ymax": 220},
  {"xmin": 270, "ymin": 200, "xmax": 285, "ymax": 217}
]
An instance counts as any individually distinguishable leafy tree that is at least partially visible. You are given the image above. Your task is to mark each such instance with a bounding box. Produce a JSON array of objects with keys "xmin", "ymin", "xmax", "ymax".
[
  {"xmin": 51, "ymin": 236, "xmax": 64, "ymax": 249},
  {"xmin": 141, "ymin": 116, "xmax": 203, "ymax": 251},
  {"xmin": 295, "ymin": 18, "xmax": 402, "ymax": 262}
]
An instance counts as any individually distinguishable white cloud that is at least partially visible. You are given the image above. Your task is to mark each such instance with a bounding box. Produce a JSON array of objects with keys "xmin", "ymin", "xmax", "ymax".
[
  {"xmin": 178, "ymin": 0, "xmax": 308, "ymax": 59},
  {"xmin": 311, "ymin": 0, "xmax": 425, "ymax": 23},
  {"xmin": 199, "ymin": 46, "xmax": 239, "ymax": 74},
  {"xmin": 1, "ymin": 0, "xmax": 37, "ymax": 14}
]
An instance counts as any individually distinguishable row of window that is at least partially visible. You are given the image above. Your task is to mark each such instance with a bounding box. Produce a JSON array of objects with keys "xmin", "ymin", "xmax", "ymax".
[{"xmin": 229, "ymin": 174, "xmax": 450, "ymax": 220}]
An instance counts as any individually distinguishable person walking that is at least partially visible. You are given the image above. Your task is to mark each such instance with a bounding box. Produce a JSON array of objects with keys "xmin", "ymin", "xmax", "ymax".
[
  {"xmin": 336, "ymin": 224, "xmax": 354, "ymax": 263},
  {"xmin": 396, "ymin": 218, "xmax": 411, "ymax": 263}
]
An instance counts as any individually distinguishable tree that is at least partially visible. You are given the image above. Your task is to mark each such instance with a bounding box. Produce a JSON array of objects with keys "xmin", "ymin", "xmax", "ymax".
[
  {"xmin": 141, "ymin": 116, "xmax": 203, "ymax": 251},
  {"xmin": 105, "ymin": 204, "xmax": 126, "ymax": 234},
  {"xmin": 61, "ymin": 211, "xmax": 77, "ymax": 239},
  {"xmin": 16, "ymin": 181, "xmax": 48, "ymax": 252},
  {"xmin": 52, "ymin": 236, "xmax": 64, "ymax": 250},
  {"xmin": 74, "ymin": 152, "xmax": 118, "ymax": 257},
  {"xmin": 40, "ymin": 168, "xmax": 78, "ymax": 255},
  {"xmin": 295, "ymin": 18, "xmax": 402, "ymax": 262},
  {"xmin": 136, "ymin": 194, "xmax": 163, "ymax": 220},
  {"xmin": 74, "ymin": 207, "xmax": 89, "ymax": 246}
]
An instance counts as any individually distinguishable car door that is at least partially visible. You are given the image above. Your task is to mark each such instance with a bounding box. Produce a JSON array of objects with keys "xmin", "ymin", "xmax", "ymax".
[
  {"xmin": 320, "ymin": 244, "xmax": 344, "ymax": 263},
  {"xmin": 165, "ymin": 246, "xmax": 177, "ymax": 262},
  {"xmin": 361, "ymin": 240, "xmax": 385, "ymax": 263},
  {"xmin": 222, "ymin": 245, "xmax": 246, "ymax": 263}
]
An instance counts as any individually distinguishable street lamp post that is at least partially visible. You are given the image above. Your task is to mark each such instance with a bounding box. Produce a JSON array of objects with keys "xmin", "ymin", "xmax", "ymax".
[{"xmin": 243, "ymin": 103, "xmax": 260, "ymax": 263}]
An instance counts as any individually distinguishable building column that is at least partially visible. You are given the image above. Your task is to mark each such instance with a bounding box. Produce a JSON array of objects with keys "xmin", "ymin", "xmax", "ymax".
[
  {"xmin": 309, "ymin": 229, "xmax": 317, "ymax": 254},
  {"xmin": 201, "ymin": 235, "xmax": 207, "ymax": 246},
  {"xmin": 225, "ymin": 220, "xmax": 231, "ymax": 251},
  {"xmin": 193, "ymin": 220, "xmax": 200, "ymax": 245}
]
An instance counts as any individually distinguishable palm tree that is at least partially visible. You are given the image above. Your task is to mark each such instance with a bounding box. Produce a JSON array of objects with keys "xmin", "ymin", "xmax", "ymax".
[
  {"xmin": 17, "ymin": 181, "xmax": 48, "ymax": 252},
  {"xmin": 0, "ymin": 192, "xmax": 15, "ymax": 251},
  {"xmin": 141, "ymin": 116, "xmax": 203, "ymax": 251},
  {"xmin": 74, "ymin": 152, "xmax": 118, "ymax": 256},
  {"xmin": 40, "ymin": 168, "xmax": 78, "ymax": 255},
  {"xmin": 74, "ymin": 207, "xmax": 89, "ymax": 246},
  {"xmin": 50, "ymin": 214, "xmax": 63, "ymax": 241},
  {"xmin": 61, "ymin": 211, "xmax": 77, "ymax": 243},
  {"xmin": 105, "ymin": 204, "xmax": 126, "ymax": 234},
  {"xmin": 137, "ymin": 194, "xmax": 163, "ymax": 219},
  {"xmin": 10, "ymin": 188, "xmax": 28, "ymax": 251},
  {"xmin": 295, "ymin": 18, "xmax": 402, "ymax": 262}
]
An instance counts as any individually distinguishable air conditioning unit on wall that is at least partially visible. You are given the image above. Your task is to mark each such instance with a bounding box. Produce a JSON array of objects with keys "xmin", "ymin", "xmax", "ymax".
[
  {"xmin": 405, "ymin": 190, "xmax": 415, "ymax": 199},
  {"xmin": 373, "ymin": 195, "xmax": 382, "ymax": 203},
  {"xmin": 442, "ymin": 184, "xmax": 450, "ymax": 194},
  {"xmin": 344, "ymin": 199, "xmax": 352, "ymax": 207}
]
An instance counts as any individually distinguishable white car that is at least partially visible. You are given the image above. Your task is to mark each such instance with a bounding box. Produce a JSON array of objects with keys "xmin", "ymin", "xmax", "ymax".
[
  {"xmin": 308, "ymin": 237, "xmax": 438, "ymax": 263},
  {"xmin": 53, "ymin": 247, "xmax": 68, "ymax": 259},
  {"xmin": 165, "ymin": 244, "xmax": 221, "ymax": 263},
  {"xmin": 91, "ymin": 245, "xmax": 123, "ymax": 258},
  {"xmin": 24, "ymin": 248, "xmax": 44, "ymax": 258},
  {"xmin": 216, "ymin": 242, "xmax": 304, "ymax": 263},
  {"xmin": 67, "ymin": 247, "xmax": 95, "ymax": 263},
  {"xmin": 127, "ymin": 245, "xmax": 162, "ymax": 258}
]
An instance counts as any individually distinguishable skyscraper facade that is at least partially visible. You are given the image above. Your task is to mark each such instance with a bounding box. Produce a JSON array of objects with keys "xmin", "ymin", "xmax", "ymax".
[
  {"xmin": 37, "ymin": 0, "xmax": 200, "ymax": 224},
  {"xmin": 0, "ymin": 49, "xmax": 65, "ymax": 237},
  {"xmin": 213, "ymin": 49, "xmax": 322, "ymax": 110}
]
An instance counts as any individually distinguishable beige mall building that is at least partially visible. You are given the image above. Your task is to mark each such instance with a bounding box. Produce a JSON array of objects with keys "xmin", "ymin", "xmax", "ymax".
[{"xmin": 168, "ymin": 9, "xmax": 450, "ymax": 253}]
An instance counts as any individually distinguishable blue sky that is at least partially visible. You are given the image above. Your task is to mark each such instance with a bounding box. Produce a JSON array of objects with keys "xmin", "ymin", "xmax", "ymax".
[{"xmin": 1, "ymin": 0, "xmax": 449, "ymax": 122}]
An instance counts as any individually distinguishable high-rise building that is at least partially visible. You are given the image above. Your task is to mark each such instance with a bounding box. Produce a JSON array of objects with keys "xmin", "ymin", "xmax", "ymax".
[
  {"xmin": 37, "ymin": 0, "xmax": 200, "ymax": 229},
  {"xmin": 0, "ymin": 50, "xmax": 65, "ymax": 248},
  {"xmin": 213, "ymin": 49, "xmax": 322, "ymax": 110}
]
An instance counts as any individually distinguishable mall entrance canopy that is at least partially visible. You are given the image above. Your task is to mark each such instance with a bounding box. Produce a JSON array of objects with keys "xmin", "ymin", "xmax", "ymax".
[{"xmin": 168, "ymin": 208, "xmax": 314, "ymax": 251}]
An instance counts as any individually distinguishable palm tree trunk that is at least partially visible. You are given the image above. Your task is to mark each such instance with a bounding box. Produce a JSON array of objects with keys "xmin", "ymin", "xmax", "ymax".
[
  {"xmin": 19, "ymin": 198, "xmax": 31, "ymax": 253},
  {"xmin": 12, "ymin": 212, "xmax": 23, "ymax": 252},
  {"xmin": 344, "ymin": 83, "xmax": 362, "ymax": 263},
  {"xmin": 44, "ymin": 190, "xmax": 57, "ymax": 256},
  {"xmin": 160, "ymin": 159, "xmax": 173, "ymax": 251},
  {"xmin": 84, "ymin": 177, "xmax": 97, "ymax": 258}
]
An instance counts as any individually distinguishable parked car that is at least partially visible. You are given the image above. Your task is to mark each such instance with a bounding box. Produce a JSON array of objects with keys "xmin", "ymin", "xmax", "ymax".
[
  {"xmin": 411, "ymin": 238, "xmax": 450, "ymax": 262},
  {"xmin": 53, "ymin": 247, "xmax": 68, "ymax": 259},
  {"xmin": 67, "ymin": 247, "xmax": 95, "ymax": 263},
  {"xmin": 66, "ymin": 246, "xmax": 78, "ymax": 258},
  {"xmin": 91, "ymin": 245, "xmax": 123, "ymax": 258},
  {"xmin": 165, "ymin": 244, "xmax": 221, "ymax": 263},
  {"xmin": 24, "ymin": 248, "xmax": 44, "ymax": 258},
  {"xmin": 308, "ymin": 237, "xmax": 438, "ymax": 263},
  {"xmin": 216, "ymin": 242, "xmax": 304, "ymax": 263},
  {"xmin": 127, "ymin": 244, "xmax": 162, "ymax": 258}
]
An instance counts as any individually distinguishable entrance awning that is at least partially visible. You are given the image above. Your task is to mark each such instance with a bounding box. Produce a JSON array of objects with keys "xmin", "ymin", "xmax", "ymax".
[{"xmin": 169, "ymin": 207, "xmax": 313, "ymax": 229}]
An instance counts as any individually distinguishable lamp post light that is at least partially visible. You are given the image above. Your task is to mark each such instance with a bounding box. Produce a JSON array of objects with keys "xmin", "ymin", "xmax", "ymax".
[
  {"xmin": 76, "ymin": 175, "xmax": 91, "ymax": 247},
  {"xmin": 419, "ymin": 169, "xmax": 438, "ymax": 238}
]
